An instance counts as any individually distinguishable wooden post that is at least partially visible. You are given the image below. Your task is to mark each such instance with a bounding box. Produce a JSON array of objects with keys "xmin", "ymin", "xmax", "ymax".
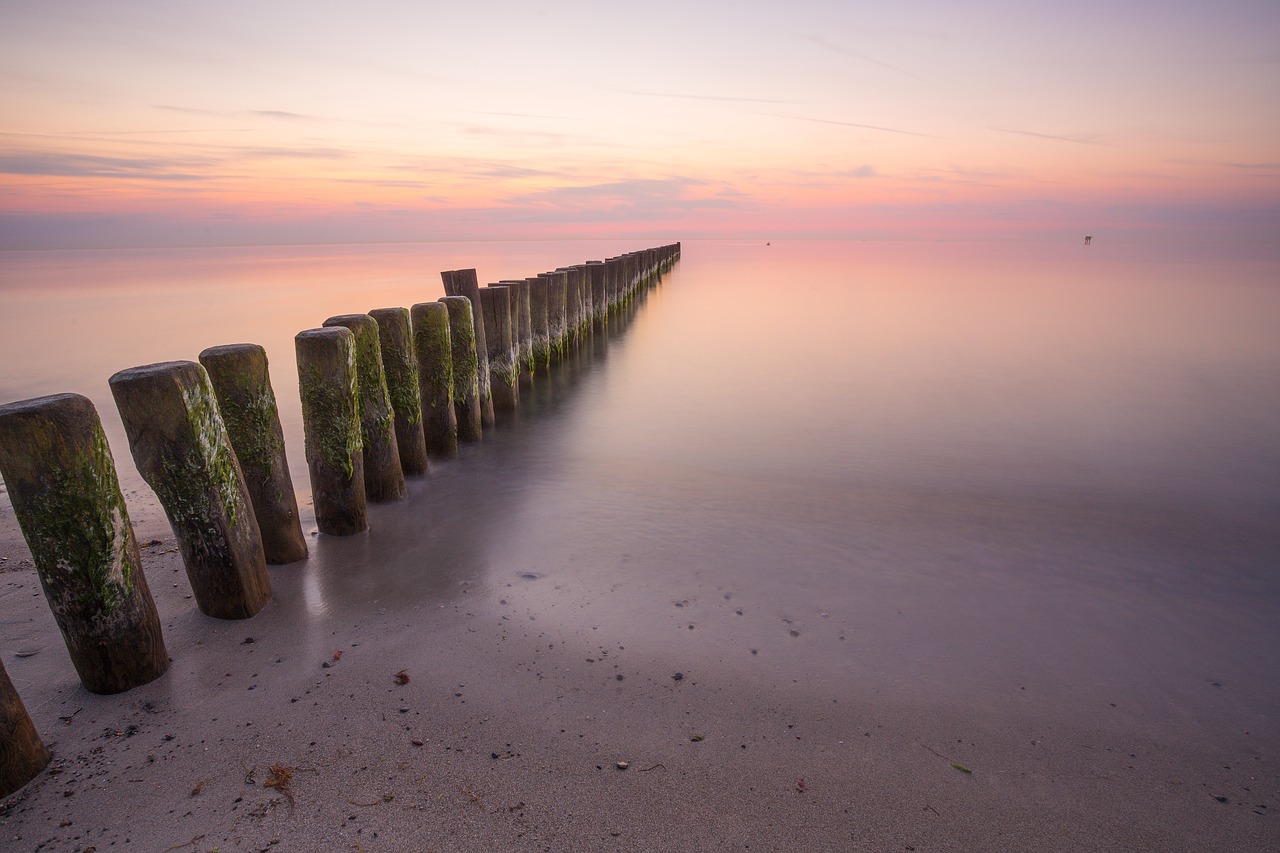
[
  {"xmin": 368, "ymin": 308, "xmax": 429, "ymax": 477},
  {"xmin": 295, "ymin": 327, "xmax": 367, "ymax": 536},
  {"xmin": 587, "ymin": 261, "xmax": 608, "ymax": 331},
  {"xmin": 477, "ymin": 286, "xmax": 518, "ymax": 410},
  {"xmin": 0, "ymin": 660, "xmax": 48, "ymax": 797},
  {"xmin": 0, "ymin": 393, "xmax": 169, "ymax": 692},
  {"xmin": 527, "ymin": 277, "xmax": 551, "ymax": 371},
  {"xmin": 441, "ymin": 269, "xmax": 495, "ymax": 427},
  {"xmin": 199, "ymin": 344, "xmax": 308, "ymax": 565},
  {"xmin": 562, "ymin": 267, "xmax": 583, "ymax": 349},
  {"xmin": 543, "ymin": 271, "xmax": 568, "ymax": 362},
  {"xmin": 438, "ymin": 295, "xmax": 482, "ymax": 442},
  {"xmin": 498, "ymin": 280, "xmax": 535, "ymax": 378},
  {"xmin": 322, "ymin": 314, "xmax": 406, "ymax": 503},
  {"xmin": 410, "ymin": 301, "xmax": 458, "ymax": 458},
  {"xmin": 110, "ymin": 362, "xmax": 271, "ymax": 620}
]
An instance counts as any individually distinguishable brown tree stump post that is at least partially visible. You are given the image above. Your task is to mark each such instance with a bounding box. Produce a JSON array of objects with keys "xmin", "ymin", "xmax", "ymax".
[
  {"xmin": 478, "ymin": 286, "xmax": 519, "ymax": 411},
  {"xmin": 295, "ymin": 328, "xmax": 367, "ymax": 536},
  {"xmin": 0, "ymin": 393, "xmax": 169, "ymax": 692},
  {"xmin": 368, "ymin": 308, "xmax": 429, "ymax": 477},
  {"xmin": 0, "ymin": 659, "xmax": 48, "ymax": 797},
  {"xmin": 109, "ymin": 362, "xmax": 271, "ymax": 620},
  {"xmin": 323, "ymin": 314, "xmax": 406, "ymax": 503},
  {"xmin": 198, "ymin": 344, "xmax": 308, "ymax": 565},
  {"xmin": 438, "ymin": 295, "xmax": 482, "ymax": 442},
  {"xmin": 410, "ymin": 301, "xmax": 458, "ymax": 458},
  {"xmin": 441, "ymin": 269, "xmax": 495, "ymax": 428}
]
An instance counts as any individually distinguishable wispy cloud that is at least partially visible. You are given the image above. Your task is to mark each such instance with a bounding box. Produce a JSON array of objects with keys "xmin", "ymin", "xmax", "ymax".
[
  {"xmin": 792, "ymin": 33, "xmax": 922, "ymax": 80},
  {"xmin": 155, "ymin": 104, "xmax": 318, "ymax": 121},
  {"xmin": 988, "ymin": 126, "xmax": 1110, "ymax": 146},
  {"xmin": 0, "ymin": 151, "xmax": 217, "ymax": 181},
  {"xmin": 767, "ymin": 113, "xmax": 938, "ymax": 138},
  {"xmin": 616, "ymin": 88, "xmax": 795, "ymax": 105},
  {"xmin": 839, "ymin": 165, "xmax": 878, "ymax": 178}
]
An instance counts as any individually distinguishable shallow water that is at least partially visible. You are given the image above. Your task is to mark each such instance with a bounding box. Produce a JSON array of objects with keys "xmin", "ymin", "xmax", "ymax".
[{"xmin": 2, "ymin": 238, "xmax": 1278, "ymax": 743}]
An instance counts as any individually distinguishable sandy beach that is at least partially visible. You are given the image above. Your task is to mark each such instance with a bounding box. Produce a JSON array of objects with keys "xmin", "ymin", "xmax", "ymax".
[{"xmin": 3, "ymin": 449, "xmax": 1277, "ymax": 852}]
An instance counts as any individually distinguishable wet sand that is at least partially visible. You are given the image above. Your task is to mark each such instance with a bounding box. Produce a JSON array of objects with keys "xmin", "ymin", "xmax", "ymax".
[{"xmin": 2, "ymin": 463, "xmax": 1277, "ymax": 852}]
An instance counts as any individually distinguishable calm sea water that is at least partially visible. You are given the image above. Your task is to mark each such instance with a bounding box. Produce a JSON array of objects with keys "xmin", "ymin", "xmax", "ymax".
[{"xmin": 2, "ymin": 239, "xmax": 1278, "ymax": 737}]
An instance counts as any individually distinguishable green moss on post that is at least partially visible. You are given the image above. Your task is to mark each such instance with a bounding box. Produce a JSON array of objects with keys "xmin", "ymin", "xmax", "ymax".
[
  {"xmin": 199, "ymin": 344, "xmax": 308, "ymax": 565},
  {"xmin": 478, "ymin": 286, "xmax": 519, "ymax": 411},
  {"xmin": 587, "ymin": 261, "xmax": 608, "ymax": 331},
  {"xmin": 110, "ymin": 363, "xmax": 271, "ymax": 620},
  {"xmin": 323, "ymin": 314, "xmax": 406, "ymax": 503},
  {"xmin": 0, "ymin": 659, "xmax": 48, "ymax": 797},
  {"xmin": 543, "ymin": 271, "xmax": 569, "ymax": 362},
  {"xmin": 526, "ymin": 277, "xmax": 551, "ymax": 371},
  {"xmin": 438, "ymin": 296, "xmax": 482, "ymax": 442},
  {"xmin": 0, "ymin": 393, "xmax": 169, "ymax": 692},
  {"xmin": 441, "ymin": 269, "xmax": 495, "ymax": 428},
  {"xmin": 296, "ymin": 327, "xmax": 367, "ymax": 536},
  {"xmin": 410, "ymin": 301, "xmax": 459, "ymax": 458},
  {"xmin": 368, "ymin": 308, "xmax": 429, "ymax": 477}
]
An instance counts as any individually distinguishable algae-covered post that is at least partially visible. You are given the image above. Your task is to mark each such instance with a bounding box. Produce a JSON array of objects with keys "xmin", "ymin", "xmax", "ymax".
[
  {"xmin": 410, "ymin": 301, "xmax": 459, "ymax": 458},
  {"xmin": 0, "ymin": 659, "xmax": 48, "ymax": 797},
  {"xmin": 478, "ymin": 286, "xmax": 519, "ymax": 410},
  {"xmin": 587, "ymin": 261, "xmax": 608, "ymax": 331},
  {"xmin": 198, "ymin": 344, "xmax": 308, "ymax": 565},
  {"xmin": 543, "ymin": 271, "xmax": 569, "ymax": 362},
  {"xmin": 0, "ymin": 393, "xmax": 169, "ymax": 691},
  {"xmin": 498, "ymin": 280, "xmax": 535, "ymax": 379},
  {"xmin": 526, "ymin": 277, "xmax": 552, "ymax": 371},
  {"xmin": 322, "ymin": 314, "xmax": 406, "ymax": 503},
  {"xmin": 441, "ymin": 269, "xmax": 495, "ymax": 428},
  {"xmin": 438, "ymin": 295, "xmax": 482, "ymax": 442},
  {"xmin": 561, "ymin": 267, "xmax": 584, "ymax": 349},
  {"xmin": 109, "ymin": 362, "xmax": 271, "ymax": 620},
  {"xmin": 368, "ymin": 307, "xmax": 429, "ymax": 477},
  {"xmin": 295, "ymin": 327, "xmax": 368, "ymax": 536}
]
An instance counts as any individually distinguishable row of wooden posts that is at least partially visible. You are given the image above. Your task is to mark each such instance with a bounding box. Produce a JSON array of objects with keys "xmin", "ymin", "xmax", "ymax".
[{"xmin": 0, "ymin": 243, "xmax": 680, "ymax": 798}]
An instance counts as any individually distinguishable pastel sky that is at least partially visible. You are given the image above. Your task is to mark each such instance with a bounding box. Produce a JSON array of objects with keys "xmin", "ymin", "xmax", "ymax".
[{"xmin": 2, "ymin": 0, "xmax": 1277, "ymax": 248}]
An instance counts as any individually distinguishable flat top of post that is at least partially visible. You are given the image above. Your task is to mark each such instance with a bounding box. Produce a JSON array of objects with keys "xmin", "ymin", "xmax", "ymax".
[
  {"xmin": 296, "ymin": 326, "xmax": 352, "ymax": 342},
  {"xmin": 0, "ymin": 392, "xmax": 89, "ymax": 416},
  {"xmin": 108, "ymin": 360, "xmax": 200, "ymax": 385},
  {"xmin": 199, "ymin": 343, "xmax": 264, "ymax": 359}
]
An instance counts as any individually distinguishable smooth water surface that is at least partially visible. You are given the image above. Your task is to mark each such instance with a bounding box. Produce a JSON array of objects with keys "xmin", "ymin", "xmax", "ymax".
[{"xmin": 2, "ymin": 239, "xmax": 1278, "ymax": 741}]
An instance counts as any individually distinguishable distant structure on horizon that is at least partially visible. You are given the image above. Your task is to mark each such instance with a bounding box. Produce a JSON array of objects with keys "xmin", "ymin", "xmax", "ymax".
[{"xmin": 1084, "ymin": 235, "xmax": 1093, "ymax": 245}]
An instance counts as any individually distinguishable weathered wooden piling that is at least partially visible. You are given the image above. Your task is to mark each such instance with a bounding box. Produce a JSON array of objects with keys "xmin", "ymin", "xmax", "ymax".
[
  {"xmin": 322, "ymin": 315, "xmax": 406, "ymax": 503},
  {"xmin": 498, "ymin": 280, "xmax": 535, "ymax": 377},
  {"xmin": 199, "ymin": 344, "xmax": 308, "ymax": 565},
  {"xmin": 0, "ymin": 660, "xmax": 48, "ymax": 797},
  {"xmin": 587, "ymin": 261, "xmax": 608, "ymax": 330},
  {"xmin": 295, "ymin": 327, "xmax": 367, "ymax": 536},
  {"xmin": 438, "ymin": 296, "xmax": 482, "ymax": 442},
  {"xmin": 562, "ymin": 267, "xmax": 584, "ymax": 348},
  {"xmin": 527, "ymin": 277, "xmax": 552, "ymax": 370},
  {"xmin": 368, "ymin": 308, "xmax": 429, "ymax": 477},
  {"xmin": 410, "ymin": 301, "xmax": 458, "ymax": 457},
  {"xmin": 110, "ymin": 362, "xmax": 271, "ymax": 620},
  {"xmin": 0, "ymin": 393, "xmax": 169, "ymax": 691},
  {"xmin": 477, "ymin": 286, "xmax": 519, "ymax": 410},
  {"xmin": 543, "ymin": 271, "xmax": 569, "ymax": 361},
  {"xmin": 441, "ymin": 269, "xmax": 495, "ymax": 428}
]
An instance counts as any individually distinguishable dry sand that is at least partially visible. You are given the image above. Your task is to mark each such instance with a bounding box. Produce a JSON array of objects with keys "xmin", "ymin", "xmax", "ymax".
[{"xmin": 2, "ymin": 478, "xmax": 1276, "ymax": 853}]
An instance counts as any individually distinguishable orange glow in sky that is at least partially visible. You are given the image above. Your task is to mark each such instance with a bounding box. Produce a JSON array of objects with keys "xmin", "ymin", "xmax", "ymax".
[{"xmin": 2, "ymin": 0, "xmax": 1277, "ymax": 248}]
